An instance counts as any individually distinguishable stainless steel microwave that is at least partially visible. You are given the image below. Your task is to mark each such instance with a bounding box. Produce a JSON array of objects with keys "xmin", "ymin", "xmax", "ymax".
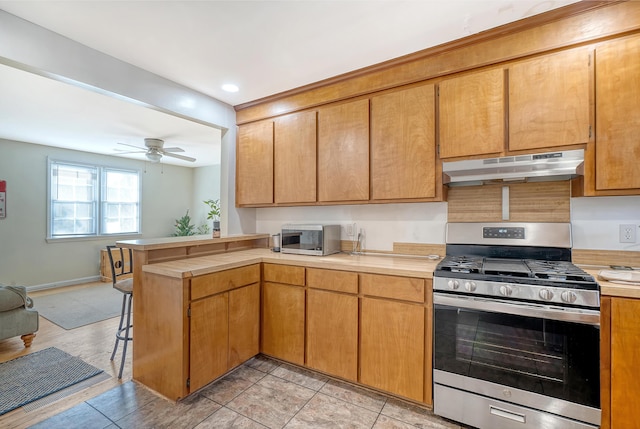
[{"xmin": 281, "ymin": 224, "xmax": 341, "ymax": 256}]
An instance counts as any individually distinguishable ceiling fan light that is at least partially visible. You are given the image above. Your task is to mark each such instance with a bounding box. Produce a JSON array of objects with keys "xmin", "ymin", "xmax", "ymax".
[{"xmin": 146, "ymin": 151, "xmax": 162, "ymax": 163}]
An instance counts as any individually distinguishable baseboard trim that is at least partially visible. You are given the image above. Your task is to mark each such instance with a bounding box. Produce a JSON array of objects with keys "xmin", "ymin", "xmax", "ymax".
[{"xmin": 27, "ymin": 276, "xmax": 101, "ymax": 292}]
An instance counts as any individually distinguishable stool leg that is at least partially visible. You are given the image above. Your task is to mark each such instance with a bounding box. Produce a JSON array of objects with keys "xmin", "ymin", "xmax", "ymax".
[
  {"xmin": 111, "ymin": 293, "xmax": 127, "ymax": 361},
  {"xmin": 118, "ymin": 293, "xmax": 133, "ymax": 379}
]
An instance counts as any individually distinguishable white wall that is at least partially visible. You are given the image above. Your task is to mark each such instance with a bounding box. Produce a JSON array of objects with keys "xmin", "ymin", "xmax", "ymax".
[
  {"xmin": 192, "ymin": 164, "xmax": 221, "ymax": 232},
  {"xmin": 571, "ymin": 196, "xmax": 640, "ymax": 251},
  {"xmin": 0, "ymin": 139, "xmax": 218, "ymax": 288},
  {"xmin": 254, "ymin": 196, "xmax": 640, "ymax": 253},
  {"xmin": 256, "ymin": 203, "xmax": 448, "ymax": 252}
]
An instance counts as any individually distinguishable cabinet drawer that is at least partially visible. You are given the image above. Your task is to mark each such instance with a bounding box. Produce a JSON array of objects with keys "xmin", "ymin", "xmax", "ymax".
[
  {"xmin": 191, "ymin": 264, "xmax": 260, "ymax": 300},
  {"xmin": 307, "ymin": 268, "xmax": 357, "ymax": 294},
  {"xmin": 360, "ymin": 273, "xmax": 425, "ymax": 303},
  {"xmin": 263, "ymin": 263, "xmax": 305, "ymax": 286}
]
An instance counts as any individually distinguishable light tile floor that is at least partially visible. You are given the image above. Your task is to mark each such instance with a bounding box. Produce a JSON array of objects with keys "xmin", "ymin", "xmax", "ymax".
[{"xmin": 29, "ymin": 355, "xmax": 471, "ymax": 429}]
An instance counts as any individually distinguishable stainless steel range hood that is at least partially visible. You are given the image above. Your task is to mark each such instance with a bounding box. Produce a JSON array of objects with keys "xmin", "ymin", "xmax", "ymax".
[{"xmin": 442, "ymin": 149, "xmax": 584, "ymax": 186}]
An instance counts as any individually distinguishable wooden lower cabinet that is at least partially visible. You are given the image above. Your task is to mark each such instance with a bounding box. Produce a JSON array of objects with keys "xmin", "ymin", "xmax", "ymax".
[
  {"xmin": 190, "ymin": 281, "xmax": 261, "ymax": 393},
  {"xmin": 138, "ymin": 262, "xmax": 433, "ymax": 406},
  {"xmin": 261, "ymin": 281, "xmax": 305, "ymax": 365},
  {"xmin": 306, "ymin": 268, "xmax": 359, "ymax": 381},
  {"xmin": 229, "ymin": 283, "xmax": 260, "ymax": 368},
  {"xmin": 360, "ymin": 297, "xmax": 425, "ymax": 402},
  {"xmin": 306, "ymin": 288, "xmax": 358, "ymax": 381},
  {"xmin": 602, "ymin": 296, "xmax": 640, "ymax": 429},
  {"xmin": 190, "ymin": 293, "xmax": 229, "ymax": 392}
]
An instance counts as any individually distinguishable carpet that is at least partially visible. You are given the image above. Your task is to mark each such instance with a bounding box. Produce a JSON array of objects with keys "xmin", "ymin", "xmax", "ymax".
[
  {"xmin": 0, "ymin": 347, "xmax": 104, "ymax": 416},
  {"xmin": 32, "ymin": 283, "xmax": 124, "ymax": 330}
]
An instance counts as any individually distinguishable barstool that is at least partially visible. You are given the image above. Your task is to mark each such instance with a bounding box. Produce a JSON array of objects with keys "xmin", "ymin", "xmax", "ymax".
[{"xmin": 106, "ymin": 245, "xmax": 133, "ymax": 379}]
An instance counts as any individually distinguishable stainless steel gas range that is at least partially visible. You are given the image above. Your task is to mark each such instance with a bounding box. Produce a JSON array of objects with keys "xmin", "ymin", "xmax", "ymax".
[{"xmin": 433, "ymin": 223, "xmax": 601, "ymax": 429}]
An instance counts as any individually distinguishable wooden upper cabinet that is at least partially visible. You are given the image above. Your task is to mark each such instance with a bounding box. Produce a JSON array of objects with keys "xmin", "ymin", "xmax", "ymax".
[
  {"xmin": 439, "ymin": 68, "xmax": 505, "ymax": 158},
  {"xmin": 317, "ymin": 99, "xmax": 370, "ymax": 202},
  {"xmin": 509, "ymin": 48, "xmax": 591, "ymax": 152},
  {"xmin": 595, "ymin": 34, "xmax": 640, "ymax": 191},
  {"xmin": 236, "ymin": 121, "xmax": 274, "ymax": 206},
  {"xmin": 274, "ymin": 110, "xmax": 317, "ymax": 203},
  {"xmin": 371, "ymin": 84, "xmax": 436, "ymax": 200}
]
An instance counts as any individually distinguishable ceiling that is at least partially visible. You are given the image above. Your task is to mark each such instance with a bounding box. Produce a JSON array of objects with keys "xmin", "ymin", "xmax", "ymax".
[{"xmin": 0, "ymin": 0, "xmax": 580, "ymax": 167}]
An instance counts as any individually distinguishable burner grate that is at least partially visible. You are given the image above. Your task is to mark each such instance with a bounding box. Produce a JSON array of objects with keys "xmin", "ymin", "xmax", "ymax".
[{"xmin": 438, "ymin": 256, "xmax": 483, "ymax": 274}]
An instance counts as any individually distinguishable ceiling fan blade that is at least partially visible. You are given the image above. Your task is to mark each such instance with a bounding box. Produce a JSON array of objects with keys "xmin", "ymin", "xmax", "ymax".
[
  {"xmin": 162, "ymin": 147, "xmax": 185, "ymax": 153},
  {"xmin": 115, "ymin": 149, "xmax": 147, "ymax": 154},
  {"xmin": 162, "ymin": 151, "xmax": 196, "ymax": 162},
  {"xmin": 117, "ymin": 142, "xmax": 146, "ymax": 150}
]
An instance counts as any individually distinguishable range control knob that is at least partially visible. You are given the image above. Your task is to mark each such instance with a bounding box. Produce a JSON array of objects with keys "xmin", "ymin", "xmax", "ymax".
[
  {"xmin": 447, "ymin": 280, "xmax": 460, "ymax": 290},
  {"xmin": 465, "ymin": 281, "xmax": 477, "ymax": 292},
  {"xmin": 539, "ymin": 289, "xmax": 554, "ymax": 301},
  {"xmin": 499, "ymin": 285, "xmax": 513, "ymax": 297},
  {"xmin": 561, "ymin": 290, "xmax": 578, "ymax": 304}
]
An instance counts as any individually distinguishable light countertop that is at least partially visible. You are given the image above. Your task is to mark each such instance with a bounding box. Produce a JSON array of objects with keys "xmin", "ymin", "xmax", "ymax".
[
  {"xmin": 139, "ymin": 248, "xmax": 640, "ymax": 299},
  {"xmin": 116, "ymin": 233, "xmax": 269, "ymax": 251},
  {"xmin": 142, "ymin": 248, "xmax": 441, "ymax": 279},
  {"xmin": 583, "ymin": 267, "xmax": 640, "ymax": 299}
]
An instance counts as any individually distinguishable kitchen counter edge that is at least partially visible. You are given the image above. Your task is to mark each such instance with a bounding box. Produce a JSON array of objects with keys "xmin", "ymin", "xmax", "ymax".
[
  {"xmin": 116, "ymin": 233, "xmax": 269, "ymax": 250},
  {"xmin": 141, "ymin": 248, "xmax": 439, "ymax": 279},
  {"xmin": 583, "ymin": 268, "xmax": 640, "ymax": 299}
]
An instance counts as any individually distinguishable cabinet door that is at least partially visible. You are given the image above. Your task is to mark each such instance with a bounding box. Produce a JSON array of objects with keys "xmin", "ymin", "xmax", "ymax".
[
  {"xmin": 190, "ymin": 293, "xmax": 228, "ymax": 392},
  {"xmin": 439, "ymin": 68, "xmax": 504, "ymax": 158},
  {"xmin": 371, "ymin": 84, "xmax": 436, "ymax": 200},
  {"xmin": 610, "ymin": 298, "xmax": 640, "ymax": 429},
  {"xmin": 596, "ymin": 35, "xmax": 640, "ymax": 191},
  {"xmin": 274, "ymin": 110, "xmax": 317, "ymax": 203},
  {"xmin": 261, "ymin": 282, "xmax": 305, "ymax": 365},
  {"xmin": 318, "ymin": 99, "xmax": 370, "ymax": 202},
  {"xmin": 360, "ymin": 297, "xmax": 425, "ymax": 402},
  {"xmin": 237, "ymin": 121, "xmax": 274, "ymax": 205},
  {"xmin": 509, "ymin": 48, "xmax": 591, "ymax": 151},
  {"xmin": 229, "ymin": 283, "xmax": 260, "ymax": 368},
  {"xmin": 306, "ymin": 289, "xmax": 358, "ymax": 381}
]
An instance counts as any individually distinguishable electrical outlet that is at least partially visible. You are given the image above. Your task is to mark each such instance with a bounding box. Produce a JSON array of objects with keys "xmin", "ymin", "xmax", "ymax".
[
  {"xmin": 619, "ymin": 224, "xmax": 637, "ymax": 243},
  {"xmin": 346, "ymin": 223, "xmax": 354, "ymax": 237}
]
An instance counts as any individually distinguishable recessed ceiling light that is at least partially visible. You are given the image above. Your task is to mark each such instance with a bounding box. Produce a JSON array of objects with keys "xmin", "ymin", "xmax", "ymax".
[{"xmin": 222, "ymin": 84, "xmax": 239, "ymax": 93}]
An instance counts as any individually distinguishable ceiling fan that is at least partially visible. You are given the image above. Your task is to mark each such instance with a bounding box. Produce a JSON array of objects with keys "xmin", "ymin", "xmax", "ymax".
[{"xmin": 116, "ymin": 138, "xmax": 196, "ymax": 163}]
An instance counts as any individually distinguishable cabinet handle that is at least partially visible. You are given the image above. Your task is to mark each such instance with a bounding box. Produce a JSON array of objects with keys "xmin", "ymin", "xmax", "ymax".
[{"xmin": 490, "ymin": 406, "xmax": 526, "ymax": 423}]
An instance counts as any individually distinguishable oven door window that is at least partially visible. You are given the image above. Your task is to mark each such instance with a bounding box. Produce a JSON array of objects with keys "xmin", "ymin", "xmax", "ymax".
[{"xmin": 434, "ymin": 303, "xmax": 600, "ymax": 408}]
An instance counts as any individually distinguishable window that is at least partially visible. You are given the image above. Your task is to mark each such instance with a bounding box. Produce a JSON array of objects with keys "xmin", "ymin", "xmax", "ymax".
[
  {"xmin": 48, "ymin": 160, "xmax": 140, "ymax": 239},
  {"xmin": 102, "ymin": 168, "xmax": 139, "ymax": 234}
]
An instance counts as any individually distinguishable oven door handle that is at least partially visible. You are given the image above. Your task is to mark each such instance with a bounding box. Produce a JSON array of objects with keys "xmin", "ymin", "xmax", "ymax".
[{"xmin": 433, "ymin": 293, "xmax": 600, "ymax": 326}]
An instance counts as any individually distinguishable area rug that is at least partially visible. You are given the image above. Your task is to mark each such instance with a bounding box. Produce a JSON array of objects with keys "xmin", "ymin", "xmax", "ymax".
[
  {"xmin": 32, "ymin": 283, "xmax": 123, "ymax": 330},
  {"xmin": 0, "ymin": 347, "xmax": 104, "ymax": 416}
]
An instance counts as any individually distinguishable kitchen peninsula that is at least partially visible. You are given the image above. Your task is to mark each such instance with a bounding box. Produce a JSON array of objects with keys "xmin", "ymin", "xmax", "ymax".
[
  {"xmin": 116, "ymin": 234, "xmax": 269, "ymax": 396},
  {"xmin": 120, "ymin": 245, "xmax": 441, "ymax": 405}
]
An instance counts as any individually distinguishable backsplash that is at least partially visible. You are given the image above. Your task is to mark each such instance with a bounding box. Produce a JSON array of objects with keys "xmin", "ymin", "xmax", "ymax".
[
  {"xmin": 447, "ymin": 181, "xmax": 570, "ymax": 223},
  {"xmin": 255, "ymin": 192, "xmax": 640, "ymax": 253},
  {"xmin": 256, "ymin": 202, "xmax": 448, "ymax": 252}
]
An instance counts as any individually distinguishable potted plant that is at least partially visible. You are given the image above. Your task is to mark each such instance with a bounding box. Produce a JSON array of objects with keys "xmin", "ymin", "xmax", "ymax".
[
  {"xmin": 204, "ymin": 199, "xmax": 221, "ymax": 238},
  {"xmin": 171, "ymin": 210, "xmax": 196, "ymax": 236}
]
